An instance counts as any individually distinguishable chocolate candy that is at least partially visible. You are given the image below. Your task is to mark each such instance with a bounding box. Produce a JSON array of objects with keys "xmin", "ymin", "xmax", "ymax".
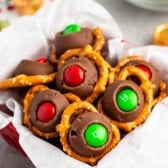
[
  {"xmin": 14, "ymin": 59, "xmax": 54, "ymax": 76},
  {"xmin": 124, "ymin": 60, "xmax": 160, "ymax": 94},
  {"xmin": 56, "ymin": 57, "xmax": 98, "ymax": 99},
  {"xmin": 68, "ymin": 112, "xmax": 112, "ymax": 157},
  {"xmin": 102, "ymin": 80, "xmax": 144, "ymax": 122},
  {"xmin": 29, "ymin": 89, "xmax": 69, "ymax": 133},
  {"xmin": 153, "ymin": 23, "xmax": 168, "ymax": 46},
  {"xmin": 55, "ymin": 25, "xmax": 94, "ymax": 56}
]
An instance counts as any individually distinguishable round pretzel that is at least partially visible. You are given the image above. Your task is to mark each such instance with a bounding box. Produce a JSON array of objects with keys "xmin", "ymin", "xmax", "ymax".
[
  {"xmin": 115, "ymin": 56, "xmax": 167, "ymax": 106},
  {"xmin": 23, "ymin": 85, "xmax": 57, "ymax": 139},
  {"xmin": 56, "ymin": 101, "xmax": 120, "ymax": 166},
  {"xmin": 58, "ymin": 45, "xmax": 110, "ymax": 103},
  {"xmin": 112, "ymin": 55, "xmax": 145, "ymax": 81},
  {"xmin": 0, "ymin": 73, "xmax": 56, "ymax": 90},
  {"xmin": 23, "ymin": 85, "xmax": 81, "ymax": 139},
  {"xmin": 98, "ymin": 66, "xmax": 153, "ymax": 132}
]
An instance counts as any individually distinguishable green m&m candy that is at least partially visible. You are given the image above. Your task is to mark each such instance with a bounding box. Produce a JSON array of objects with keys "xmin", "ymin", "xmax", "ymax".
[
  {"xmin": 68, "ymin": 112, "xmax": 113, "ymax": 157},
  {"xmin": 84, "ymin": 123, "xmax": 108, "ymax": 147},
  {"xmin": 116, "ymin": 88, "xmax": 138, "ymax": 112},
  {"xmin": 63, "ymin": 24, "xmax": 81, "ymax": 35},
  {"xmin": 102, "ymin": 80, "xmax": 144, "ymax": 122}
]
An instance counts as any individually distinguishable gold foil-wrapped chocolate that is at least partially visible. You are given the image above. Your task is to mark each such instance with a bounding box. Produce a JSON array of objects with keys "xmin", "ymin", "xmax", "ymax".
[
  {"xmin": 153, "ymin": 23, "xmax": 168, "ymax": 46},
  {"xmin": 13, "ymin": 0, "xmax": 43, "ymax": 15}
]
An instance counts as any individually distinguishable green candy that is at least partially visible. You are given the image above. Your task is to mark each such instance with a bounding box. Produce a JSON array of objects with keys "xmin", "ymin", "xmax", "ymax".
[
  {"xmin": 0, "ymin": 20, "xmax": 10, "ymax": 31},
  {"xmin": 116, "ymin": 88, "xmax": 138, "ymax": 112},
  {"xmin": 84, "ymin": 123, "xmax": 108, "ymax": 147},
  {"xmin": 63, "ymin": 24, "xmax": 81, "ymax": 35}
]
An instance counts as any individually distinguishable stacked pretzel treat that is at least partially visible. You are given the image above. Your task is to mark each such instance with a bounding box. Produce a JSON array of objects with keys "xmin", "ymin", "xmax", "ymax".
[{"xmin": 0, "ymin": 24, "xmax": 167, "ymax": 166}]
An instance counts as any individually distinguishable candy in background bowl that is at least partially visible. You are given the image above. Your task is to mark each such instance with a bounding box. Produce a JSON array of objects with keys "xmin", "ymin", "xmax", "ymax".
[{"xmin": 124, "ymin": 0, "xmax": 168, "ymax": 12}]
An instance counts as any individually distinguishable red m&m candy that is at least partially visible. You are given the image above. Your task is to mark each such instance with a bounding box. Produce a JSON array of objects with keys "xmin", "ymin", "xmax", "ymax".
[
  {"xmin": 37, "ymin": 101, "xmax": 56, "ymax": 122},
  {"xmin": 63, "ymin": 65, "xmax": 85, "ymax": 87},
  {"xmin": 137, "ymin": 65, "xmax": 152, "ymax": 80},
  {"xmin": 36, "ymin": 57, "xmax": 47, "ymax": 63}
]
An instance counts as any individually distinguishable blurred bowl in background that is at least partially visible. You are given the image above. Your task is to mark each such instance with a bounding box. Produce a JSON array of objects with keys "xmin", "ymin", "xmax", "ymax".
[{"xmin": 124, "ymin": 0, "xmax": 168, "ymax": 12}]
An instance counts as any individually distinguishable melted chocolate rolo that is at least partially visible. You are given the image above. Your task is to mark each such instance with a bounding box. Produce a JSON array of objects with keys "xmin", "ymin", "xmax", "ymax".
[
  {"xmin": 56, "ymin": 57, "xmax": 98, "ymax": 99},
  {"xmin": 55, "ymin": 28, "xmax": 94, "ymax": 57},
  {"xmin": 29, "ymin": 89, "xmax": 69, "ymax": 133},
  {"xmin": 102, "ymin": 80, "xmax": 144, "ymax": 122},
  {"xmin": 13, "ymin": 60, "xmax": 55, "ymax": 76},
  {"xmin": 68, "ymin": 112, "xmax": 113, "ymax": 157}
]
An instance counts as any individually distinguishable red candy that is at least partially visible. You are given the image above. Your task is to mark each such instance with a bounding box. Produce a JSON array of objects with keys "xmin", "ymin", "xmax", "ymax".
[
  {"xmin": 7, "ymin": 5, "xmax": 15, "ymax": 11},
  {"xmin": 36, "ymin": 57, "xmax": 47, "ymax": 63},
  {"xmin": 37, "ymin": 101, "xmax": 56, "ymax": 122},
  {"xmin": 137, "ymin": 65, "xmax": 152, "ymax": 80},
  {"xmin": 63, "ymin": 65, "xmax": 85, "ymax": 87}
]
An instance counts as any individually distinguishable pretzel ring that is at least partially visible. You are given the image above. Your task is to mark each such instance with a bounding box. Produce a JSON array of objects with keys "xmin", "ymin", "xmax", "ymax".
[
  {"xmin": 113, "ymin": 55, "xmax": 145, "ymax": 80},
  {"xmin": 115, "ymin": 55, "xmax": 167, "ymax": 105},
  {"xmin": 92, "ymin": 28, "xmax": 105, "ymax": 52},
  {"xmin": 98, "ymin": 66, "xmax": 153, "ymax": 132},
  {"xmin": 117, "ymin": 56, "xmax": 167, "ymax": 104},
  {"xmin": 0, "ymin": 73, "xmax": 56, "ymax": 90},
  {"xmin": 114, "ymin": 55, "xmax": 164, "ymax": 95},
  {"xmin": 56, "ymin": 101, "xmax": 120, "ymax": 165},
  {"xmin": 23, "ymin": 85, "xmax": 81, "ymax": 139},
  {"xmin": 58, "ymin": 45, "xmax": 110, "ymax": 103},
  {"xmin": 64, "ymin": 93, "xmax": 81, "ymax": 103}
]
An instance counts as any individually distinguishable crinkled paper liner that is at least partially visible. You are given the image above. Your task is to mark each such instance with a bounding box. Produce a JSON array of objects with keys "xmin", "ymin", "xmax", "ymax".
[{"xmin": 0, "ymin": 0, "xmax": 168, "ymax": 168}]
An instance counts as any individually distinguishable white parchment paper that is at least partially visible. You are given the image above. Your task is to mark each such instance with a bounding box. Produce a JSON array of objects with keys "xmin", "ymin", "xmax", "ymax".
[{"xmin": 0, "ymin": 0, "xmax": 168, "ymax": 168}]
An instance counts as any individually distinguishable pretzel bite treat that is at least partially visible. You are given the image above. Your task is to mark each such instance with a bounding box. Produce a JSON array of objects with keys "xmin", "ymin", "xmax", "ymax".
[
  {"xmin": 0, "ymin": 57, "xmax": 56, "ymax": 90},
  {"xmin": 102, "ymin": 80, "xmax": 144, "ymax": 122},
  {"xmin": 114, "ymin": 56, "xmax": 167, "ymax": 106},
  {"xmin": 99, "ymin": 66, "xmax": 154, "ymax": 132},
  {"xmin": 56, "ymin": 56, "xmax": 98, "ymax": 100},
  {"xmin": 23, "ymin": 85, "xmax": 69, "ymax": 139},
  {"xmin": 57, "ymin": 101, "xmax": 120, "ymax": 165},
  {"xmin": 57, "ymin": 45, "xmax": 110, "ymax": 102},
  {"xmin": 55, "ymin": 24, "xmax": 94, "ymax": 57},
  {"xmin": 48, "ymin": 24, "xmax": 104, "ymax": 64},
  {"xmin": 14, "ymin": 57, "xmax": 55, "ymax": 76}
]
